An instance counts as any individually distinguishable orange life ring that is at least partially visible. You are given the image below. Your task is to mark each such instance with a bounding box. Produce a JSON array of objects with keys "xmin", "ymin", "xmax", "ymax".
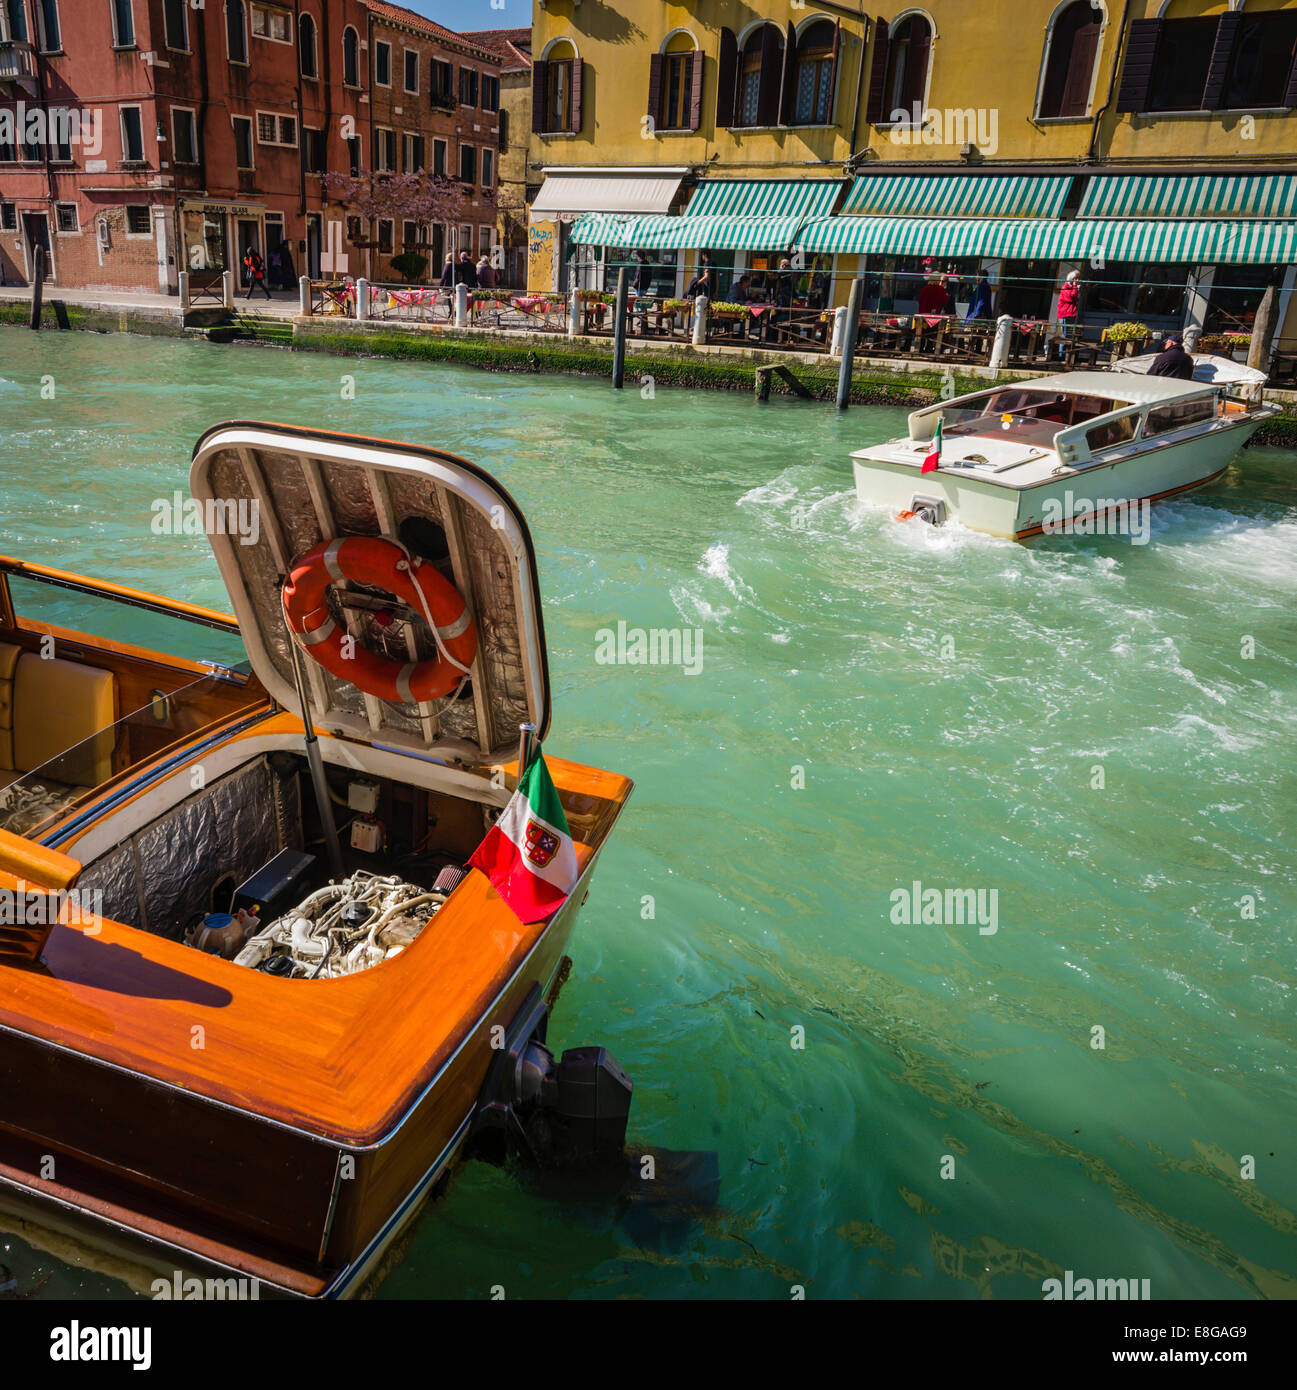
[{"xmin": 282, "ymin": 537, "xmax": 477, "ymax": 703}]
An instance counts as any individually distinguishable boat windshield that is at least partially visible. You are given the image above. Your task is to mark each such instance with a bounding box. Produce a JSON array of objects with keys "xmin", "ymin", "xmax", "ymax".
[
  {"xmin": 0, "ymin": 568, "xmax": 266, "ymax": 840},
  {"xmin": 939, "ymin": 389, "xmax": 1124, "ymax": 446}
]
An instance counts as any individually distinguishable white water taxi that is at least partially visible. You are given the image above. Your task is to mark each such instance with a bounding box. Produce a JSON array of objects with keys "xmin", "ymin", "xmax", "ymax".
[{"xmin": 851, "ymin": 364, "xmax": 1279, "ymax": 541}]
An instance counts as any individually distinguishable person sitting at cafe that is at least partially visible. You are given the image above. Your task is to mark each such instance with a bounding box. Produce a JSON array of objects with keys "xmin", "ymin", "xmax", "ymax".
[
  {"xmin": 966, "ymin": 271, "xmax": 994, "ymax": 322},
  {"xmin": 917, "ymin": 273, "xmax": 950, "ymax": 318},
  {"xmin": 1148, "ymin": 332, "xmax": 1195, "ymax": 380}
]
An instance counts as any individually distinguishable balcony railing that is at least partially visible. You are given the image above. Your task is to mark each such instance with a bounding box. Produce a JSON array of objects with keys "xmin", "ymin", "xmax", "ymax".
[{"xmin": 0, "ymin": 39, "xmax": 37, "ymax": 87}]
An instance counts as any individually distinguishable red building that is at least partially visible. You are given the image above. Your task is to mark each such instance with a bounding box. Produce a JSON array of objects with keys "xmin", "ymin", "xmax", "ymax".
[{"xmin": 0, "ymin": 0, "xmax": 499, "ymax": 294}]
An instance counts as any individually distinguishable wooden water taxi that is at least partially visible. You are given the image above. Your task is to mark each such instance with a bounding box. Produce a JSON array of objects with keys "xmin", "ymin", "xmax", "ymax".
[{"xmin": 0, "ymin": 424, "xmax": 635, "ymax": 1297}]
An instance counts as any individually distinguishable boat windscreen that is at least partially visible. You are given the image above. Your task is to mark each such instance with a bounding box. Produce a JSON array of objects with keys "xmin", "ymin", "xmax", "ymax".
[
  {"xmin": 0, "ymin": 666, "xmax": 263, "ymax": 840},
  {"xmin": 941, "ymin": 390, "xmax": 1121, "ymax": 438}
]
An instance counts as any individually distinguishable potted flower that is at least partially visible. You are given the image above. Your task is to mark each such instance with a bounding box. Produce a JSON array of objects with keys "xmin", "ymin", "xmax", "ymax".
[
  {"xmin": 1196, "ymin": 331, "xmax": 1251, "ymax": 359},
  {"xmin": 709, "ymin": 301, "xmax": 751, "ymax": 323},
  {"xmin": 1105, "ymin": 321, "xmax": 1153, "ymax": 356}
]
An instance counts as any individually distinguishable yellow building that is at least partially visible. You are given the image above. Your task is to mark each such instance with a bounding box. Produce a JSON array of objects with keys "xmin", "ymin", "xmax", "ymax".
[{"xmin": 525, "ymin": 0, "xmax": 1297, "ymax": 352}]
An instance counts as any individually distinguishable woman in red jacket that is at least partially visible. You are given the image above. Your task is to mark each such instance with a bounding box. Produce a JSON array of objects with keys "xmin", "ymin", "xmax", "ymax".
[{"xmin": 1054, "ymin": 269, "xmax": 1081, "ymax": 360}]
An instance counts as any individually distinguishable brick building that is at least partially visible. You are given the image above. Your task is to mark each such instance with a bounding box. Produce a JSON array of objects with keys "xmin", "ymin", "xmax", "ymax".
[{"xmin": 0, "ymin": 0, "xmax": 500, "ymax": 294}]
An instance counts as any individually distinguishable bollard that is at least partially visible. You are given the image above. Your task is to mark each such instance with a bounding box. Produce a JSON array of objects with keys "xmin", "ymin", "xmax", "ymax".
[
  {"xmin": 221, "ymin": 269, "xmax": 234, "ymax": 310},
  {"xmin": 1182, "ymin": 325, "xmax": 1200, "ymax": 353},
  {"xmin": 356, "ymin": 277, "xmax": 370, "ymax": 320},
  {"xmin": 299, "ymin": 274, "xmax": 311, "ymax": 316},
  {"xmin": 836, "ymin": 278, "xmax": 863, "ymax": 410},
  {"xmin": 454, "ymin": 282, "xmax": 469, "ymax": 327},
  {"xmin": 178, "ymin": 270, "xmax": 190, "ymax": 309},
  {"xmin": 830, "ymin": 305, "xmax": 847, "ymax": 358},
  {"xmin": 567, "ymin": 286, "xmax": 580, "ymax": 337},
  {"xmin": 988, "ymin": 313, "xmax": 1013, "ymax": 371},
  {"xmin": 692, "ymin": 295, "xmax": 708, "ymax": 347},
  {"xmin": 612, "ymin": 267, "xmax": 628, "ymax": 389}
]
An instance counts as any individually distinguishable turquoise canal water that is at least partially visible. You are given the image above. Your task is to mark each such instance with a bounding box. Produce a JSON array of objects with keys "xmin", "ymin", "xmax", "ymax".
[{"xmin": 1, "ymin": 330, "xmax": 1295, "ymax": 1300}]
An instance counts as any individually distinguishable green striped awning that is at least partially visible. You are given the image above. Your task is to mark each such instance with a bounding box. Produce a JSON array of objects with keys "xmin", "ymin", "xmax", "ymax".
[
  {"xmin": 684, "ymin": 178, "xmax": 843, "ymax": 219},
  {"xmin": 1078, "ymin": 174, "xmax": 1297, "ymax": 220},
  {"xmin": 841, "ymin": 174, "xmax": 1072, "ymax": 219},
  {"xmin": 570, "ymin": 212, "xmax": 805, "ymax": 252},
  {"xmin": 794, "ymin": 215, "xmax": 1297, "ymax": 264}
]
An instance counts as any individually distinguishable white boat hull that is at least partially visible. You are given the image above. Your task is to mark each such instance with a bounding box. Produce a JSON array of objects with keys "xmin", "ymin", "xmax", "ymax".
[{"xmin": 854, "ymin": 413, "xmax": 1269, "ymax": 541}]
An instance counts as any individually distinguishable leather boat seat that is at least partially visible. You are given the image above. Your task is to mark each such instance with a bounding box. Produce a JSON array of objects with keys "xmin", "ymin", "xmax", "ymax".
[{"xmin": 0, "ymin": 640, "xmax": 118, "ymax": 833}]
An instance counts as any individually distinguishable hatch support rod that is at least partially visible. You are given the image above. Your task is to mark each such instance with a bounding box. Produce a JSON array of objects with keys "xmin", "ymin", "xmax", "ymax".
[{"xmin": 288, "ymin": 632, "xmax": 345, "ymax": 880}]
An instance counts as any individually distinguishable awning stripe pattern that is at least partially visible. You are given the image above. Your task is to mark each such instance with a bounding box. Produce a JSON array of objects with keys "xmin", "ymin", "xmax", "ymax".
[
  {"xmin": 794, "ymin": 215, "xmax": 1297, "ymax": 264},
  {"xmin": 841, "ymin": 174, "xmax": 1072, "ymax": 219},
  {"xmin": 684, "ymin": 178, "xmax": 843, "ymax": 219},
  {"xmin": 569, "ymin": 212, "xmax": 806, "ymax": 252},
  {"xmin": 1078, "ymin": 174, "xmax": 1297, "ymax": 220}
]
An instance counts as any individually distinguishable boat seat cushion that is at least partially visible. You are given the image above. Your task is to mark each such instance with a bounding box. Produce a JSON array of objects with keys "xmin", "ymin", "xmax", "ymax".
[{"xmin": 10, "ymin": 648, "xmax": 117, "ymax": 785}]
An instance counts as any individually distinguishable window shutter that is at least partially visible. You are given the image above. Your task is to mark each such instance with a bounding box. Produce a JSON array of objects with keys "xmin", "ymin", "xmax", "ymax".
[
  {"xmin": 1201, "ymin": 13, "xmax": 1242, "ymax": 109},
  {"xmin": 1285, "ymin": 47, "xmax": 1297, "ymax": 109},
  {"xmin": 901, "ymin": 21, "xmax": 930, "ymax": 111},
  {"xmin": 647, "ymin": 52, "xmax": 664, "ymax": 128},
  {"xmin": 532, "ymin": 59, "xmax": 548, "ymax": 133},
  {"xmin": 865, "ymin": 18, "xmax": 890, "ymax": 124},
  {"xmin": 757, "ymin": 24, "xmax": 783, "ymax": 126},
  {"xmin": 498, "ymin": 109, "xmax": 508, "ymax": 152},
  {"xmin": 778, "ymin": 21, "xmax": 797, "ymax": 125},
  {"xmin": 824, "ymin": 20, "xmax": 842, "ymax": 122},
  {"xmin": 1116, "ymin": 19, "xmax": 1161, "ymax": 113},
  {"xmin": 688, "ymin": 50, "xmax": 705, "ymax": 130},
  {"xmin": 1058, "ymin": 18, "xmax": 1101, "ymax": 117},
  {"xmin": 715, "ymin": 27, "xmax": 738, "ymax": 127},
  {"xmin": 570, "ymin": 58, "xmax": 584, "ymax": 133}
]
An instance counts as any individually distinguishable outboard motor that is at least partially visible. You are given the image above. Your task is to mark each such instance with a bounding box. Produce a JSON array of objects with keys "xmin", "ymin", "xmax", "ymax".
[{"xmin": 471, "ymin": 986, "xmax": 632, "ymax": 1166}]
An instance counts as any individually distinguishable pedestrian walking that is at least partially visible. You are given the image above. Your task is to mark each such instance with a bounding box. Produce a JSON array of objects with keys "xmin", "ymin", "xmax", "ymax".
[
  {"xmin": 242, "ymin": 244, "xmax": 272, "ymax": 300},
  {"xmin": 634, "ymin": 250, "xmax": 653, "ymax": 296},
  {"xmin": 439, "ymin": 253, "xmax": 455, "ymax": 288},
  {"xmin": 476, "ymin": 253, "xmax": 495, "ymax": 289}
]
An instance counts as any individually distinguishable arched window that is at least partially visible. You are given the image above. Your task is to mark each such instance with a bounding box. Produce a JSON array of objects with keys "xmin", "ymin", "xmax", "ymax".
[
  {"xmin": 737, "ymin": 23, "xmax": 783, "ymax": 127},
  {"xmin": 1038, "ymin": 2, "xmax": 1102, "ymax": 118},
  {"xmin": 650, "ymin": 32, "xmax": 702, "ymax": 131},
  {"xmin": 226, "ymin": 0, "xmax": 247, "ymax": 65},
  {"xmin": 885, "ymin": 14, "xmax": 932, "ymax": 117},
  {"xmin": 299, "ymin": 13, "xmax": 318, "ymax": 80},
  {"xmin": 792, "ymin": 19, "xmax": 839, "ymax": 124},
  {"xmin": 343, "ymin": 26, "xmax": 359, "ymax": 88},
  {"xmin": 535, "ymin": 39, "xmax": 582, "ymax": 134}
]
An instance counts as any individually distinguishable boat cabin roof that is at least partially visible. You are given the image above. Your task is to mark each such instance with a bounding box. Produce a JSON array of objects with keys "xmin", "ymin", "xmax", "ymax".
[{"xmin": 979, "ymin": 371, "xmax": 1215, "ymax": 406}]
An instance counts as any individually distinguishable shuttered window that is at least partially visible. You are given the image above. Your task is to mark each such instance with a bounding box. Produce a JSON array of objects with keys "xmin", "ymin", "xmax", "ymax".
[
  {"xmin": 1038, "ymin": 1, "xmax": 1102, "ymax": 118},
  {"xmin": 792, "ymin": 20, "xmax": 839, "ymax": 124},
  {"xmin": 884, "ymin": 15, "xmax": 931, "ymax": 117},
  {"xmin": 1149, "ymin": 18, "xmax": 1218, "ymax": 111},
  {"xmin": 1223, "ymin": 10, "xmax": 1297, "ymax": 108}
]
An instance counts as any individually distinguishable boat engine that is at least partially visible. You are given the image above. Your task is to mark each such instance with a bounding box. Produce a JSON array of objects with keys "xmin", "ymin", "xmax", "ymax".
[
  {"xmin": 908, "ymin": 494, "xmax": 948, "ymax": 526},
  {"xmin": 232, "ymin": 867, "xmax": 463, "ymax": 979}
]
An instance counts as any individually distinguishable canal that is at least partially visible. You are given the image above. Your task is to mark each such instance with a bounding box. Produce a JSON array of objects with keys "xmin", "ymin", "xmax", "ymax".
[{"xmin": 2, "ymin": 330, "xmax": 1295, "ymax": 1299}]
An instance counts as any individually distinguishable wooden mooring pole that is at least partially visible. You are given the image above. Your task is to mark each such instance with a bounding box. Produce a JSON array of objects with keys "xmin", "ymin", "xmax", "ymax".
[
  {"xmin": 836, "ymin": 277, "xmax": 863, "ymax": 410},
  {"xmin": 28, "ymin": 246, "xmax": 46, "ymax": 331},
  {"xmin": 612, "ymin": 266, "xmax": 628, "ymax": 389}
]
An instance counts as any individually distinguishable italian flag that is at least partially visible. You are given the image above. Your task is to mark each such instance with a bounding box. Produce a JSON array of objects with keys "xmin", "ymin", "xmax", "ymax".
[
  {"xmin": 921, "ymin": 417, "xmax": 943, "ymax": 474},
  {"xmin": 468, "ymin": 748, "xmax": 579, "ymax": 924}
]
